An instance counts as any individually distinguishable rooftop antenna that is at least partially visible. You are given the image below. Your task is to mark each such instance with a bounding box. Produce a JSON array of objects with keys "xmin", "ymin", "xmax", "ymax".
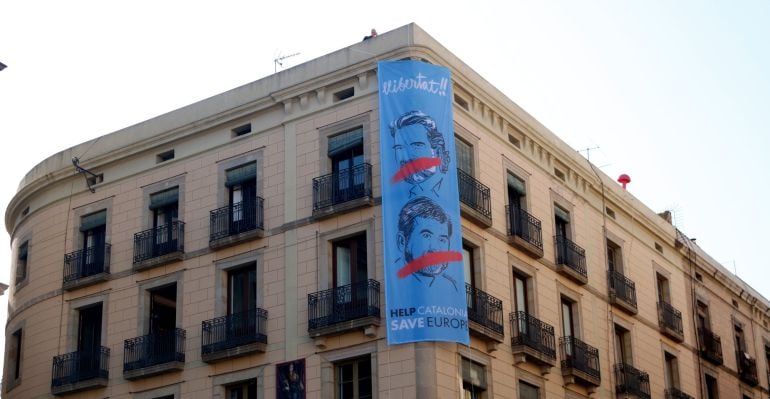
[
  {"xmin": 577, "ymin": 146, "xmax": 600, "ymax": 163},
  {"xmin": 72, "ymin": 157, "xmax": 99, "ymax": 193},
  {"xmin": 274, "ymin": 52, "xmax": 300, "ymax": 73}
]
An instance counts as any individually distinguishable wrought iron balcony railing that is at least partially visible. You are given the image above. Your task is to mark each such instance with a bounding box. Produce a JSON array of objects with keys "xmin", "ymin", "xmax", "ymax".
[
  {"xmin": 210, "ymin": 197, "xmax": 264, "ymax": 242},
  {"xmin": 308, "ymin": 279, "xmax": 380, "ymax": 334},
  {"xmin": 697, "ymin": 327, "xmax": 723, "ymax": 365},
  {"xmin": 51, "ymin": 347, "xmax": 109, "ymax": 389},
  {"xmin": 202, "ymin": 308, "xmax": 268, "ymax": 356},
  {"xmin": 506, "ymin": 206, "xmax": 543, "ymax": 251},
  {"xmin": 63, "ymin": 244, "xmax": 111, "ymax": 284},
  {"xmin": 614, "ymin": 363, "xmax": 651, "ymax": 399},
  {"xmin": 510, "ymin": 311, "xmax": 556, "ymax": 362},
  {"xmin": 608, "ymin": 269, "xmax": 637, "ymax": 311},
  {"xmin": 737, "ymin": 350, "xmax": 759, "ymax": 386},
  {"xmin": 123, "ymin": 328, "xmax": 186, "ymax": 372},
  {"xmin": 555, "ymin": 235, "xmax": 587, "ymax": 279},
  {"xmin": 466, "ymin": 283, "xmax": 504, "ymax": 337},
  {"xmin": 457, "ymin": 169, "xmax": 492, "ymax": 220},
  {"xmin": 657, "ymin": 301, "xmax": 684, "ymax": 339},
  {"xmin": 313, "ymin": 163, "xmax": 372, "ymax": 211},
  {"xmin": 665, "ymin": 388, "xmax": 695, "ymax": 399},
  {"xmin": 560, "ymin": 336, "xmax": 601, "ymax": 386},
  {"xmin": 133, "ymin": 221, "xmax": 185, "ymax": 264}
]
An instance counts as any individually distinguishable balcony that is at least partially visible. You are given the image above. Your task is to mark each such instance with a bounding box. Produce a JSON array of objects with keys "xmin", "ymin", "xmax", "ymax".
[
  {"xmin": 608, "ymin": 270, "xmax": 638, "ymax": 314},
  {"xmin": 697, "ymin": 328, "xmax": 723, "ymax": 365},
  {"xmin": 614, "ymin": 363, "xmax": 651, "ymax": 399},
  {"xmin": 657, "ymin": 302, "xmax": 684, "ymax": 342},
  {"xmin": 201, "ymin": 308, "xmax": 268, "ymax": 363},
  {"xmin": 123, "ymin": 328, "xmax": 185, "ymax": 380},
  {"xmin": 308, "ymin": 279, "xmax": 380, "ymax": 339},
  {"xmin": 509, "ymin": 311, "xmax": 556, "ymax": 371},
  {"xmin": 560, "ymin": 336, "xmax": 601, "ymax": 387},
  {"xmin": 312, "ymin": 163, "xmax": 373, "ymax": 219},
  {"xmin": 665, "ymin": 388, "xmax": 694, "ymax": 399},
  {"xmin": 737, "ymin": 350, "xmax": 759, "ymax": 386},
  {"xmin": 209, "ymin": 197, "xmax": 265, "ymax": 249},
  {"xmin": 62, "ymin": 244, "xmax": 111, "ymax": 291},
  {"xmin": 457, "ymin": 169, "xmax": 492, "ymax": 227},
  {"xmin": 506, "ymin": 206, "xmax": 543, "ymax": 258},
  {"xmin": 554, "ymin": 235, "xmax": 587, "ymax": 284},
  {"xmin": 133, "ymin": 221, "xmax": 185, "ymax": 271},
  {"xmin": 466, "ymin": 284, "xmax": 504, "ymax": 345},
  {"xmin": 51, "ymin": 347, "xmax": 109, "ymax": 395}
]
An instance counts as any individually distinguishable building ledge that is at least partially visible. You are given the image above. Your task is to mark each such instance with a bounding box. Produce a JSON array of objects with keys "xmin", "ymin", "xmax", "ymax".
[
  {"xmin": 202, "ymin": 342, "xmax": 266, "ymax": 363},
  {"xmin": 63, "ymin": 271, "xmax": 109, "ymax": 291},
  {"xmin": 609, "ymin": 294, "xmax": 638, "ymax": 315},
  {"xmin": 460, "ymin": 202, "xmax": 493, "ymax": 228},
  {"xmin": 209, "ymin": 228, "xmax": 264, "ymax": 250},
  {"xmin": 507, "ymin": 234, "xmax": 544, "ymax": 259},
  {"xmin": 555, "ymin": 263, "xmax": 587, "ymax": 285},
  {"xmin": 512, "ymin": 346, "xmax": 556, "ymax": 370},
  {"xmin": 52, "ymin": 377, "xmax": 108, "ymax": 396},
  {"xmin": 132, "ymin": 251, "xmax": 184, "ymax": 272},
  {"xmin": 659, "ymin": 325, "xmax": 684, "ymax": 342},
  {"xmin": 469, "ymin": 320, "xmax": 504, "ymax": 346},
  {"xmin": 309, "ymin": 315, "xmax": 380, "ymax": 340},
  {"xmin": 312, "ymin": 196, "xmax": 374, "ymax": 220},
  {"xmin": 562, "ymin": 368, "xmax": 601, "ymax": 388},
  {"xmin": 123, "ymin": 361, "xmax": 184, "ymax": 380}
]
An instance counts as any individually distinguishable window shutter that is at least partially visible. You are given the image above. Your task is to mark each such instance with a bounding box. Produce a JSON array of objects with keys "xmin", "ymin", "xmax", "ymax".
[
  {"xmin": 225, "ymin": 162, "xmax": 257, "ymax": 187},
  {"xmin": 80, "ymin": 210, "xmax": 107, "ymax": 232},
  {"xmin": 455, "ymin": 138, "xmax": 473, "ymax": 175},
  {"xmin": 149, "ymin": 187, "xmax": 179, "ymax": 210},
  {"xmin": 328, "ymin": 128, "xmax": 363, "ymax": 157},
  {"xmin": 554, "ymin": 206, "xmax": 570, "ymax": 223},
  {"xmin": 507, "ymin": 173, "xmax": 526, "ymax": 195}
]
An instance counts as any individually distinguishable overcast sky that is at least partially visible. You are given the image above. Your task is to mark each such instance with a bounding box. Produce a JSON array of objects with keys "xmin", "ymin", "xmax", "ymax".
[{"xmin": 1, "ymin": 0, "xmax": 768, "ymax": 373}]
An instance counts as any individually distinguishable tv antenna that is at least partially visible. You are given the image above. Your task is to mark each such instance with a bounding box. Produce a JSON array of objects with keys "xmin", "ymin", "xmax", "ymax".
[
  {"xmin": 274, "ymin": 52, "xmax": 300, "ymax": 73},
  {"xmin": 577, "ymin": 146, "xmax": 600, "ymax": 162}
]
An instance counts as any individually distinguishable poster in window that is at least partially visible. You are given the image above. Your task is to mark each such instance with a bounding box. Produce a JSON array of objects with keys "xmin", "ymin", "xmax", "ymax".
[{"xmin": 276, "ymin": 359, "xmax": 305, "ymax": 399}]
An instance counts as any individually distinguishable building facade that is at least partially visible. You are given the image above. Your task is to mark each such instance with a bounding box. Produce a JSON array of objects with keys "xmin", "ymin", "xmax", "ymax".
[{"xmin": 3, "ymin": 23, "xmax": 770, "ymax": 399}]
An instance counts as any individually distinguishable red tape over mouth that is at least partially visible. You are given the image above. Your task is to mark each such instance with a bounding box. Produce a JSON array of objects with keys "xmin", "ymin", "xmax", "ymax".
[
  {"xmin": 397, "ymin": 251, "xmax": 463, "ymax": 279},
  {"xmin": 391, "ymin": 157, "xmax": 441, "ymax": 184}
]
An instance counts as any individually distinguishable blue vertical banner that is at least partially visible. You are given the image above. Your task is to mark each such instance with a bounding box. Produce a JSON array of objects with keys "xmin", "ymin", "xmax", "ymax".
[{"xmin": 378, "ymin": 60, "xmax": 469, "ymax": 345}]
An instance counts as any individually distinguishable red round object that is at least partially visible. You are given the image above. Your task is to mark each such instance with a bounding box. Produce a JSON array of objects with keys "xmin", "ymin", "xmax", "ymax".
[{"xmin": 618, "ymin": 174, "xmax": 631, "ymax": 184}]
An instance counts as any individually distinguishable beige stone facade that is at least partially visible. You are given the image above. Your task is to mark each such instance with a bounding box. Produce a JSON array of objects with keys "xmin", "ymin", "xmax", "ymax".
[{"xmin": 3, "ymin": 23, "xmax": 769, "ymax": 399}]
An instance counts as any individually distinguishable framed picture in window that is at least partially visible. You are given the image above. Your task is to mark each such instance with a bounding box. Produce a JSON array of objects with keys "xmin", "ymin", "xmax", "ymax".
[{"xmin": 276, "ymin": 358, "xmax": 305, "ymax": 399}]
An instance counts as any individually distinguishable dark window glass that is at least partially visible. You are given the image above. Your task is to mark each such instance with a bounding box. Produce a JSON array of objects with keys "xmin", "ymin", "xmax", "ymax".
[
  {"xmin": 519, "ymin": 381, "xmax": 539, "ymax": 399},
  {"xmin": 336, "ymin": 356, "xmax": 372, "ymax": 399}
]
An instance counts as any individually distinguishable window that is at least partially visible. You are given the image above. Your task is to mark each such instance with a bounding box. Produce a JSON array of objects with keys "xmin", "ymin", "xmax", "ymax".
[
  {"xmin": 554, "ymin": 206, "xmax": 570, "ymax": 240},
  {"xmin": 80, "ymin": 210, "xmax": 107, "ymax": 273},
  {"xmin": 229, "ymin": 264, "xmax": 256, "ymax": 315},
  {"xmin": 333, "ymin": 87, "xmax": 355, "ymax": 102},
  {"xmin": 462, "ymin": 245, "xmax": 476, "ymax": 289},
  {"xmin": 328, "ymin": 128, "xmax": 365, "ymax": 203},
  {"xmin": 606, "ymin": 207, "xmax": 616, "ymax": 219},
  {"xmin": 735, "ymin": 323, "xmax": 746, "ymax": 353},
  {"xmin": 454, "ymin": 94, "xmax": 469, "ymax": 111},
  {"xmin": 333, "ymin": 234, "xmax": 367, "ymax": 288},
  {"xmin": 149, "ymin": 187, "xmax": 179, "ymax": 250},
  {"xmin": 461, "ymin": 358, "xmax": 487, "ymax": 399},
  {"xmin": 9, "ymin": 329, "xmax": 22, "ymax": 383},
  {"xmin": 227, "ymin": 379, "xmax": 257, "ymax": 399},
  {"xmin": 518, "ymin": 381, "xmax": 539, "ymax": 399},
  {"xmin": 335, "ymin": 355, "xmax": 372, "ymax": 399},
  {"xmin": 508, "ymin": 134, "xmax": 520, "ymax": 148},
  {"xmin": 614, "ymin": 324, "xmax": 633, "ymax": 365},
  {"xmin": 149, "ymin": 284, "xmax": 177, "ymax": 335},
  {"xmin": 15, "ymin": 241, "xmax": 28, "ymax": 285},
  {"xmin": 513, "ymin": 272, "xmax": 530, "ymax": 315},
  {"xmin": 696, "ymin": 301, "xmax": 711, "ymax": 331},
  {"xmin": 226, "ymin": 162, "xmax": 258, "ymax": 229},
  {"xmin": 655, "ymin": 242, "xmax": 664, "ymax": 253},
  {"xmin": 77, "ymin": 303, "xmax": 103, "ymax": 356},
  {"xmin": 455, "ymin": 137, "xmax": 473, "ymax": 176},
  {"xmin": 607, "ymin": 239, "xmax": 623, "ymax": 273},
  {"xmin": 156, "ymin": 150, "xmax": 175, "ymax": 163},
  {"xmin": 507, "ymin": 173, "xmax": 526, "ymax": 211},
  {"xmin": 704, "ymin": 374, "xmax": 718, "ymax": 399},
  {"xmin": 554, "ymin": 168, "xmax": 566, "ymax": 181},
  {"xmin": 232, "ymin": 123, "xmax": 252, "ymax": 137},
  {"xmin": 656, "ymin": 273, "xmax": 670, "ymax": 304},
  {"xmin": 561, "ymin": 297, "xmax": 576, "ymax": 339},
  {"xmin": 664, "ymin": 351, "xmax": 679, "ymax": 389},
  {"xmin": 86, "ymin": 173, "xmax": 104, "ymax": 187}
]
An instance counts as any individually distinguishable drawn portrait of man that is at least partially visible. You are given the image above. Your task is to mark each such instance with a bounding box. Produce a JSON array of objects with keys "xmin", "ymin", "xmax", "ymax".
[
  {"xmin": 395, "ymin": 196, "xmax": 461, "ymax": 290},
  {"xmin": 389, "ymin": 110, "xmax": 450, "ymax": 197}
]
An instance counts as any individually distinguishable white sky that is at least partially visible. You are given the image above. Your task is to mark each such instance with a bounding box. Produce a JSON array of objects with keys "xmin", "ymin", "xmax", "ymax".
[{"xmin": 1, "ymin": 0, "xmax": 769, "ymax": 373}]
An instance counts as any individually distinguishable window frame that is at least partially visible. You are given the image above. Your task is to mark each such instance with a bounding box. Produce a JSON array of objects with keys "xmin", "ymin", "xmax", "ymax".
[
  {"xmin": 15, "ymin": 240, "xmax": 29, "ymax": 287},
  {"xmin": 334, "ymin": 355, "xmax": 373, "ymax": 399}
]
